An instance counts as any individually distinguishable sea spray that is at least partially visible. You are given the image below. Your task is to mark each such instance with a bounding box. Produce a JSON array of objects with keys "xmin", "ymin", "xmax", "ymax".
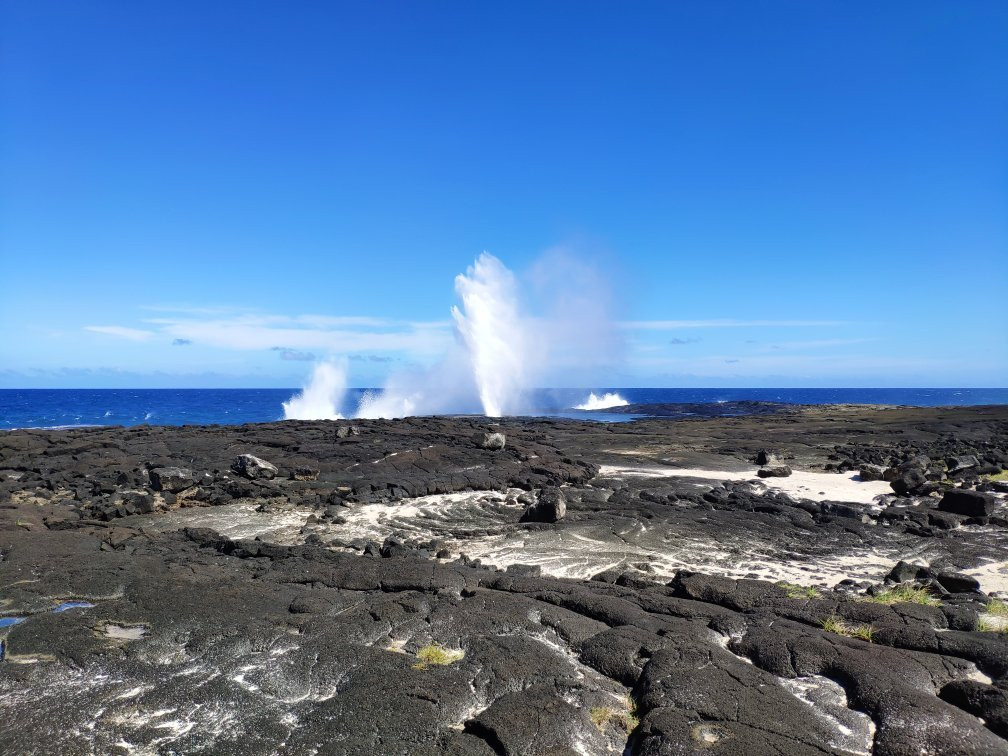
[
  {"xmin": 286, "ymin": 250, "xmax": 621, "ymax": 420},
  {"xmin": 451, "ymin": 253, "xmax": 530, "ymax": 417},
  {"xmin": 282, "ymin": 361, "xmax": 347, "ymax": 420},
  {"xmin": 574, "ymin": 391, "xmax": 629, "ymax": 410}
]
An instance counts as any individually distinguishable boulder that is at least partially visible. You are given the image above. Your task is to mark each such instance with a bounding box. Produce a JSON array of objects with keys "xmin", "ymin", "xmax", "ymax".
[
  {"xmin": 755, "ymin": 450, "xmax": 779, "ymax": 466},
  {"xmin": 520, "ymin": 487, "xmax": 566, "ymax": 523},
  {"xmin": 858, "ymin": 465, "xmax": 886, "ymax": 482},
  {"xmin": 148, "ymin": 467, "xmax": 195, "ymax": 493},
  {"xmin": 335, "ymin": 425, "xmax": 360, "ymax": 439},
  {"xmin": 938, "ymin": 490, "xmax": 996, "ymax": 517},
  {"xmin": 757, "ymin": 465, "xmax": 792, "ymax": 478},
  {"xmin": 231, "ymin": 454, "xmax": 278, "ymax": 480},
  {"xmin": 890, "ymin": 468, "xmax": 927, "ymax": 496},
  {"xmin": 886, "ymin": 560, "xmax": 928, "ymax": 584},
  {"xmin": 474, "ymin": 431, "xmax": 506, "ymax": 451},
  {"xmin": 934, "ymin": 572, "xmax": 981, "ymax": 594},
  {"xmin": 946, "ymin": 455, "xmax": 979, "ymax": 474}
]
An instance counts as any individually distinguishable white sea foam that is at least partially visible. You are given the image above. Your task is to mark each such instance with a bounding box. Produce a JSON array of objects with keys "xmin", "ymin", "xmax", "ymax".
[
  {"xmin": 282, "ymin": 361, "xmax": 346, "ymax": 420},
  {"xmin": 574, "ymin": 391, "xmax": 629, "ymax": 410}
]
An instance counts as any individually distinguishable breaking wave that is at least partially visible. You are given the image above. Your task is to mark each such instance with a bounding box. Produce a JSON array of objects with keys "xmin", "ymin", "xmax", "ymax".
[{"xmin": 574, "ymin": 392, "xmax": 629, "ymax": 410}]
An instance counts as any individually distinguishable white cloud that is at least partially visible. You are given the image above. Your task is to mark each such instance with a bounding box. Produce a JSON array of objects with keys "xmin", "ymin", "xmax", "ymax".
[
  {"xmin": 90, "ymin": 312, "xmax": 454, "ymax": 358},
  {"xmin": 622, "ymin": 319, "xmax": 848, "ymax": 330},
  {"xmin": 84, "ymin": 325, "xmax": 156, "ymax": 341}
]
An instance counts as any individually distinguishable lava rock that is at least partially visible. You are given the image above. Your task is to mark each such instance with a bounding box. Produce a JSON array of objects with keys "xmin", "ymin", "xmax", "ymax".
[
  {"xmin": 938, "ymin": 489, "xmax": 996, "ymax": 517},
  {"xmin": 757, "ymin": 465, "xmax": 792, "ymax": 478},
  {"xmin": 886, "ymin": 561, "xmax": 928, "ymax": 584},
  {"xmin": 519, "ymin": 486, "xmax": 566, "ymax": 523},
  {"xmin": 946, "ymin": 455, "xmax": 979, "ymax": 474},
  {"xmin": 335, "ymin": 425, "xmax": 360, "ymax": 439},
  {"xmin": 291, "ymin": 466, "xmax": 319, "ymax": 481},
  {"xmin": 148, "ymin": 467, "xmax": 196, "ymax": 493},
  {"xmin": 934, "ymin": 572, "xmax": 981, "ymax": 594},
  {"xmin": 858, "ymin": 465, "xmax": 886, "ymax": 482},
  {"xmin": 890, "ymin": 468, "xmax": 927, "ymax": 496},
  {"xmin": 231, "ymin": 454, "xmax": 278, "ymax": 480},
  {"xmin": 928, "ymin": 511, "xmax": 964, "ymax": 530},
  {"xmin": 474, "ymin": 431, "xmax": 506, "ymax": 451},
  {"xmin": 755, "ymin": 450, "xmax": 779, "ymax": 466}
]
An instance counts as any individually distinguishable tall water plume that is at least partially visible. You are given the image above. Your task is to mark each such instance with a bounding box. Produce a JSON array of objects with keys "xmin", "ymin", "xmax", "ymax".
[
  {"xmin": 450, "ymin": 253, "xmax": 531, "ymax": 417},
  {"xmin": 284, "ymin": 249, "xmax": 621, "ymax": 419},
  {"xmin": 282, "ymin": 360, "xmax": 347, "ymax": 420}
]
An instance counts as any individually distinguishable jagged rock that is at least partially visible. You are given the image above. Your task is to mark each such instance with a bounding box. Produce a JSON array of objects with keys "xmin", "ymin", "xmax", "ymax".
[
  {"xmin": 520, "ymin": 486, "xmax": 566, "ymax": 522},
  {"xmin": 757, "ymin": 465, "xmax": 791, "ymax": 478},
  {"xmin": 474, "ymin": 431, "xmax": 506, "ymax": 450},
  {"xmin": 858, "ymin": 464, "xmax": 886, "ymax": 481},
  {"xmin": 886, "ymin": 560, "xmax": 928, "ymax": 584},
  {"xmin": 148, "ymin": 467, "xmax": 195, "ymax": 493},
  {"xmin": 891, "ymin": 468, "xmax": 927, "ymax": 496},
  {"xmin": 231, "ymin": 454, "xmax": 278, "ymax": 480},
  {"xmin": 934, "ymin": 572, "xmax": 981, "ymax": 594},
  {"xmin": 291, "ymin": 466, "xmax": 319, "ymax": 481},
  {"xmin": 755, "ymin": 449, "xmax": 778, "ymax": 465},
  {"xmin": 335, "ymin": 425, "xmax": 360, "ymax": 439},
  {"xmin": 928, "ymin": 511, "xmax": 964, "ymax": 530},
  {"xmin": 938, "ymin": 489, "xmax": 996, "ymax": 517},
  {"xmin": 118, "ymin": 491, "xmax": 155, "ymax": 514},
  {"xmin": 946, "ymin": 455, "xmax": 980, "ymax": 474}
]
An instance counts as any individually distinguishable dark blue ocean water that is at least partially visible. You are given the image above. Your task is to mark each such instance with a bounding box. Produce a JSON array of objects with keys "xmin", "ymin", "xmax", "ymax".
[{"xmin": 1, "ymin": 388, "xmax": 1006, "ymax": 430}]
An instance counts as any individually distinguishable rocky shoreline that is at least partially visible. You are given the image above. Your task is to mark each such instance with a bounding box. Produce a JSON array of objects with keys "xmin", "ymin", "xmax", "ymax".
[{"xmin": 2, "ymin": 404, "xmax": 1007, "ymax": 754}]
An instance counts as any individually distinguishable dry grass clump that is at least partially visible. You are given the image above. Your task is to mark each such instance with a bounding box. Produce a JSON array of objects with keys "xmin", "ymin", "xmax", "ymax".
[
  {"xmin": 411, "ymin": 644, "xmax": 465, "ymax": 670},
  {"xmin": 589, "ymin": 697, "xmax": 640, "ymax": 734},
  {"xmin": 821, "ymin": 615, "xmax": 873, "ymax": 642}
]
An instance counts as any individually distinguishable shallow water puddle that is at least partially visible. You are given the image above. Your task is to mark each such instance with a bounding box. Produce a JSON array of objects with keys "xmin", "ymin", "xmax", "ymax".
[
  {"xmin": 0, "ymin": 617, "xmax": 25, "ymax": 628},
  {"xmin": 53, "ymin": 601, "xmax": 96, "ymax": 613}
]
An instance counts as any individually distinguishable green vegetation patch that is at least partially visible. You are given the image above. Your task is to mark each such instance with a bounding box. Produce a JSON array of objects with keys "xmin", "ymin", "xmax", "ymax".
[
  {"xmin": 977, "ymin": 601, "xmax": 1008, "ymax": 633},
  {"xmin": 776, "ymin": 581, "xmax": 821, "ymax": 600},
  {"xmin": 983, "ymin": 470, "xmax": 1008, "ymax": 482},
  {"xmin": 412, "ymin": 644, "xmax": 465, "ymax": 670},
  {"xmin": 822, "ymin": 615, "xmax": 873, "ymax": 642},
  {"xmin": 863, "ymin": 584, "xmax": 939, "ymax": 606}
]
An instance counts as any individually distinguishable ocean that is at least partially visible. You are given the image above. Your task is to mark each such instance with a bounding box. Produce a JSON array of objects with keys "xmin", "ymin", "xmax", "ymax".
[{"xmin": 1, "ymin": 387, "xmax": 1006, "ymax": 430}]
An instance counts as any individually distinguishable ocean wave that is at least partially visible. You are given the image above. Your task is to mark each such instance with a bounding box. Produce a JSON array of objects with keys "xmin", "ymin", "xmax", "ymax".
[{"xmin": 574, "ymin": 391, "xmax": 630, "ymax": 411}]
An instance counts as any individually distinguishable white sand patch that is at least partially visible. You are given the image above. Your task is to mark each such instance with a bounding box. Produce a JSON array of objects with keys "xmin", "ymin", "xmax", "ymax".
[
  {"xmin": 963, "ymin": 559, "xmax": 1008, "ymax": 596},
  {"xmin": 105, "ymin": 624, "xmax": 147, "ymax": 641},
  {"xmin": 597, "ymin": 465, "xmax": 892, "ymax": 505}
]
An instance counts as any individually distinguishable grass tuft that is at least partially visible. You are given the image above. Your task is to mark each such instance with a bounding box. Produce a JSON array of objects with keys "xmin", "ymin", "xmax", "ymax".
[
  {"xmin": 977, "ymin": 602, "xmax": 1008, "ymax": 633},
  {"xmin": 983, "ymin": 470, "xmax": 1008, "ymax": 482},
  {"xmin": 863, "ymin": 584, "xmax": 939, "ymax": 606},
  {"xmin": 776, "ymin": 581, "xmax": 821, "ymax": 600},
  {"xmin": 976, "ymin": 616, "xmax": 1007, "ymax": 633},
  {"xmin": 411, "ymin": 644, "xmax": 465, "ymax": 670},
  {"xmin": 822, "ymin": 615, "xmax": 873, "ymax": 642},
  {"xmin": 986, "ymin": 599, "xmax": 1008, "ymax": 618},
  {"xmin": 589, "ymin": 697, "xmax": 639, "ymax": 734}
]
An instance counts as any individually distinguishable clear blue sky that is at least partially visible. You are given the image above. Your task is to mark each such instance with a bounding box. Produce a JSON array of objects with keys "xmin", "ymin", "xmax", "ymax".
[{"xmin": 2, "ymin": 1, "xmax": 1005, "ymax": 388}]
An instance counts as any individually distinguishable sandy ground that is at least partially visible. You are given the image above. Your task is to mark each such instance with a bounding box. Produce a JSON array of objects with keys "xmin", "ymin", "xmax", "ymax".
[{"xmin": 597, "ymin": 464, "xmax": 894, "ymax": 506}]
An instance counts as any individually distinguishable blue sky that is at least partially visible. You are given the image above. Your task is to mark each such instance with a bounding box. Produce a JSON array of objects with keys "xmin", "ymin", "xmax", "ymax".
[{"xmin": 1, "ymin": 1, "xmax": 1006, "ymax": 388}]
